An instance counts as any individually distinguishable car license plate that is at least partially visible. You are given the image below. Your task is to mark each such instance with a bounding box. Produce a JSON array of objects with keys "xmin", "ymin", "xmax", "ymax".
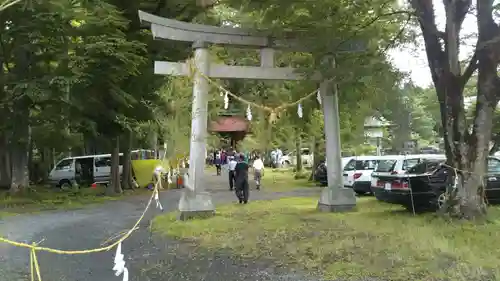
[{"xmin": 384, "ymin": 183, "xmax": 391, "ymax": 190}]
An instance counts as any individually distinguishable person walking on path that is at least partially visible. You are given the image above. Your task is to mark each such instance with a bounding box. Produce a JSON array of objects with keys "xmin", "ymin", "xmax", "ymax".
[
  {"xmin": 228, "ymin": 156, "xmax": 237, "ymax": 191},
  {"xmin": 214, "ymin": 150, "xmax": 222, "ymax": 175},
  {"xmin": 252, "ymin": 155, "xmax": 264, "ymax": 190},
  {"xmin": 234, "ymin": 154, "xmax": 250, "ymax": 204}
]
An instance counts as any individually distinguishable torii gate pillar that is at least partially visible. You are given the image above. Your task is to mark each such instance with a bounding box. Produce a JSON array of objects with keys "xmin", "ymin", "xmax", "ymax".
[
  {"xmin": 177, "ymin": 41, "xmax": 215, "ymax": 220},
  {"xmin": 318, "ymin": 80, "xmax": 356, "ymax": 212}
]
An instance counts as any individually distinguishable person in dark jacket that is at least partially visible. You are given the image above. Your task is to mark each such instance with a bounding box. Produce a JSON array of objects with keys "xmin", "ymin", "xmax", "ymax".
[
  {"xmin": 214, "ymin": 150, "xmax": 222, "ymax": 175},
  {"xmin": 234, "ymin": 154, "xmax": 250, "ymax": 204}
]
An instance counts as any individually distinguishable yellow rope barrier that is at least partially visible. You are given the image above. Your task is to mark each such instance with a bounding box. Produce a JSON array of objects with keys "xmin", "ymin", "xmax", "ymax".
[
  {"xmin": 0, "ymin": 164, "xmax": 165, "ymax": 280},
  {"xmin": 0, "ymin": 181, "xmax": 157, "ymax": 254}
]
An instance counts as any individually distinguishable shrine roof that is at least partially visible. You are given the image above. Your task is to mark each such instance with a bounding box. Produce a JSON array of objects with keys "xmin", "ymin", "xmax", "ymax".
[{"xmin": 210, "ymin": 116, "xmax": 249, "ymax": 132}]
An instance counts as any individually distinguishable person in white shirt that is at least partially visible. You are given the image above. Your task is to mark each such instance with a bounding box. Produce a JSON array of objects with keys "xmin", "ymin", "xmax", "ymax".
[
  {"xmin": 252, "ymin": 155, "xmax": 264, "ymax": 190},
  {"xmin": 276, "ymin": 148, "xmax": 283, "ymax": 168},
  {"xmin": 228, "ymin": 156, "xmax": 238, "ymax": 191}
]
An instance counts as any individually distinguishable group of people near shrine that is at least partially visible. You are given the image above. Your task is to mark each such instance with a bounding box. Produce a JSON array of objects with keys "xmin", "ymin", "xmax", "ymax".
[{"xmin": 211, "ymin": 148, "xmax": 264, "ymax": 204}]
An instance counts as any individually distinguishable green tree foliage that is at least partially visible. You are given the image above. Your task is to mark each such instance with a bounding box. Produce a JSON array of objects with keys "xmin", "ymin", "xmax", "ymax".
[
  {"xmin": 0, "ymin": 0, "xmax": 206, "ymax": 192},
  {"xmin": 198, "ymin": 0, "xmax": 408, "ymax": 157},
  {"xmin": 382, "ymin": 83, "xmax": 439, "ymax": 151},
  {"xmin": 0, "ymin": 0, "xmax": 412, "ymax": 194}
]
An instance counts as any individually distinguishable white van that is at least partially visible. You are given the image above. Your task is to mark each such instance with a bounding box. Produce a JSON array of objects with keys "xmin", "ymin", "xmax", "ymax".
[
  {"xmin": 370, "ymin": 154, "xmax": 446, "ymax": 189},
  {"xmin": 343, "ymin": 155, "xmax": 400, "ymax": 195},
  {"xmin": 48, "ymin": 153, "xmax": 125, "ymax": 189},
  {"xmin": 281, "ymin": 148, "xmax": 314, "ymax": 168}
]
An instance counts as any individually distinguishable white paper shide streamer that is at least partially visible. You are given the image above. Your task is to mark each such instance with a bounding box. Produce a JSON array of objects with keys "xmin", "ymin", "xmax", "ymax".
[
  {"xmin": 246, "ymin": 105, "xmax": 252, "ymax": 121},
  {"xmin": 316, "ymin": 91, "xmax": 322, "ymax": 105},
  {"xmin": 113, "ymin": 243, "xmax": 129, "ymax": 281},
  {"xmin": 223, "ymin": 92, "xmax": 229, "ymax": 109},
  {"xmin": 155, "ymin": 189, "xmax": 164, "ymax": 211},
  {"xmin": 167, "ymin": 170, "xmax": 173, "ymax": 185},
  {"xmin": 297, "ymin": 103, "xmax": 303, "ymax": 118}
]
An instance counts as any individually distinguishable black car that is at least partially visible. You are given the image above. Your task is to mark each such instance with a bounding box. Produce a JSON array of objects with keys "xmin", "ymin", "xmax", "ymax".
[{"xmin": 372, "ymin": 157, "xmax": 500, "ymax": 211}]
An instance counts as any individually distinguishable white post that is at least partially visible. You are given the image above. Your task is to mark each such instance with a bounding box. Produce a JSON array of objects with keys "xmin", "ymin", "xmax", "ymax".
[
  {"xmin": 178, "ymin": 41, "xmax": 215, "ymax": 220},
  {"xmin": 317, "ymin": 78, "xmax": 356, "ymax": 212}
]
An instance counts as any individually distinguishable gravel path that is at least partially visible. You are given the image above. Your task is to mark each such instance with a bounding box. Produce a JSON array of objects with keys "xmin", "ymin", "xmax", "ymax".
[{"xmin": 0, "ymin": 174, "xmax": 322, "ymax": 281}]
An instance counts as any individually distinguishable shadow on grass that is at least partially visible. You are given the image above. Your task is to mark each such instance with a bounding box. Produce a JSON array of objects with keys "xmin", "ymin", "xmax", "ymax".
[{"xmin": 153, "ymin": 197, "xmax": 500, "ymax": 281}]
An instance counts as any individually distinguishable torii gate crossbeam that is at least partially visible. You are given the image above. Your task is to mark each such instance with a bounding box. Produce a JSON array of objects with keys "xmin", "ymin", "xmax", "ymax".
[{"xmin": 138, "ymin": 10, "xmax": 357, "ymax": 220}]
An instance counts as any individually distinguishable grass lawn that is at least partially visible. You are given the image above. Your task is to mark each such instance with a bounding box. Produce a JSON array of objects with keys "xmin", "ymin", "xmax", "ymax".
[
  {"xmin": 154, "ymin": 197, "xmax": 500, "ymax": 281},
  {"xmin": 0, "ymin": 185, "xmax": 150, "ymax": 214},
  {"xmin": 0, "ymin": 210, "xmax": 14, "ymax": 218},
  {"xmin": 259, "ymin": 168, "xmax": 317, "ymax": 192}
]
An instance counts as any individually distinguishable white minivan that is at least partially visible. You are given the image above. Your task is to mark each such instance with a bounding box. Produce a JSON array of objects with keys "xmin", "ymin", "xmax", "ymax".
[
  {"xmin": 48, "ymin": 153, "xmax": 124, "ymax": 189},
  {"xmin": 370, "ymin": 154, "xmax": 446, "ymax": 190},
  {"xmin": 343, "ymin": 155, "xmax": 400, "ymax": 195}
]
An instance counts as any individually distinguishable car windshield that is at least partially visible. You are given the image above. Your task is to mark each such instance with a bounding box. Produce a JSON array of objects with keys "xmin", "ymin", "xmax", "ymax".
[
  {"xmin": 374, "ymin": 160, "xmax": 397, "ymax": 172},
  {"xmin": 402, "ymin": 159, "xmax": 421, "ymax": 170},
  {"xmin": 407, "ymin": 160, "xmax": 444, "ymax": 174},
  {"xmin": 55, "ymin": 159, "xmax": 72, "ymax": 170},
  {"xmin": 344, "ymin": 159, "xmax": 378, "ymax": 171}
]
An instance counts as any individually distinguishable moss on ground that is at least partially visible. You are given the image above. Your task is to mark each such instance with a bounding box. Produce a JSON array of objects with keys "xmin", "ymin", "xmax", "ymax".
[{"xmin": 154, "ymin": 197, "xmax": 500, "ymax": 281}]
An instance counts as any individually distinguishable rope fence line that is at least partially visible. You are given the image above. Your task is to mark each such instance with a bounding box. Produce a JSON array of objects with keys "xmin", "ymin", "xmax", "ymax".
[
  {"xmin": 0, "ymin": 162, "xmax": 167, "ymax": 281},
  {"xmin": 186, "ymin": 59, "xmax": 321, "ymax": 122}
]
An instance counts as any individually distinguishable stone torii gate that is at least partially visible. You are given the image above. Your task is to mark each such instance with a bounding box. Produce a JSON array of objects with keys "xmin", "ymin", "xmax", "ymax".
[{"xmin": 138, "ymin": 11, "xmax": 357, "ymax": 219}]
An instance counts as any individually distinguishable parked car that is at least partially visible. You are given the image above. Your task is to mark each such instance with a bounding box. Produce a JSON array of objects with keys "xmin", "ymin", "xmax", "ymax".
[
  {"xmin": 281, "ymin": 148, "xmax": 314, "ymax": 168},
  {"xmin": 370, "ymin": 154, "xmax": 446, "ymax": 187},
  {"xmin": 343, "ymin": 155, "xmax": 402, "ymax": 195},
  {"xmin": 372, "ymin": 156, "xmax": 500, "ymax": 211},
  {"xmin": 313, "ymin": 157, "xmax": 354, "ymax": 186}
]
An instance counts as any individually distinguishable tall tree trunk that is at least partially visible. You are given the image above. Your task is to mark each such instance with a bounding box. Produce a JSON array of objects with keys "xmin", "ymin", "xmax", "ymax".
[
  {"xmin": 108, "ymin": 136, "xmax": 122, "ymax": 194},
  {"xmin": 392, "ymin": 106, "xmax": 411, "ymax": 154},
  {"xmin": 411, "ymin": 0, "xmax": 500, "ymax": 219},
  {"xmin": 28, "ymin": 136, "xmax": 34, "ymax": 183},
  {"xmin": 309, "ymin": 137, "xmax": 319, "ymax": 181},
  {"xmin": 41, "ymin": 147, "xmax": 51, "ymax": 182},
  {"xmin": 121, "ymin": 130, "xmax": 133, "ymax": 190},
  {"xmin": 150, "ymin": 127, "xmax": 158, "ymax": 159},
  {"xmin": 295, "ymin": 129, "xmax": 303, "ymax": 172},
  {"xmin": 0, "ymin": 133, "xmax": 11, "ymax": 189},
  {"xmin": 10, "ymin": 123, "xmax": 30, "ymax": 193}
]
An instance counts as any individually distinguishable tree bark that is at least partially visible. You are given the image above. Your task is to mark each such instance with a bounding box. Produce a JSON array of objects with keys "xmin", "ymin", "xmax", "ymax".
[
  {"xmin": 108, "ymin": 136, "xmax": 122, "ymax": 194},
  {"xmin": 121, "ymin": 130, "xmax": 133, "ymax": 190},
  {"xmin": 41, "ymin": 147, "xmax": 51, "ymax": 182},
  {"xmin": 295, "ymin": 129, "xmax": 303, "ymax": 172},
  {"xmin": 0, "ymin": 133, "xmax": 11, "ymax": 189},
  {"xmin": 28, "ymin": 134, "xmax": 34, "ymax": 183},
  {"xmin": 411, "ymin": 0, "xmax": 500, "ymax": 219},
  {"xmin": 309, "ymin": 136, "xmax": 323, "ymax": 181},
  {"xmin": 10, "ymin": 124, "xmax": 30, "ymax": 193}
]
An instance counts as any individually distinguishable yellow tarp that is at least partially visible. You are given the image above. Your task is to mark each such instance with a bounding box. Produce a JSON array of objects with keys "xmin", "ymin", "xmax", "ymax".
[{"xmin": 131, "ymin": 159, "xmax": 169, "ymax": 188}]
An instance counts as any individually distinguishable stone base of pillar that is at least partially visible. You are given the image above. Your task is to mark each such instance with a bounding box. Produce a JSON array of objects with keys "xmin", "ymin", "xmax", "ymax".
[
  {"xmin": 317, "ymin": 187, "xmax": 356, "ymax": 212},
  {"xmin": 177, "ymin": 190, "xmax": 215, "ymax": 221}
]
